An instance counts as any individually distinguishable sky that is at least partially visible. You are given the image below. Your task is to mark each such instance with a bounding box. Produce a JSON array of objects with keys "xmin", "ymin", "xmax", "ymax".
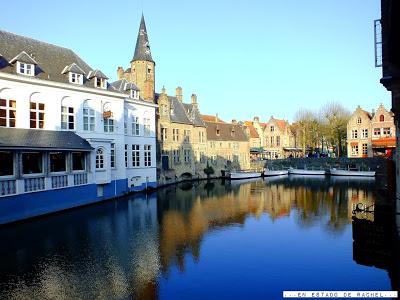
[{"xmin": 1, "ymin": 0, "xmax": 389, "ymax": 122}]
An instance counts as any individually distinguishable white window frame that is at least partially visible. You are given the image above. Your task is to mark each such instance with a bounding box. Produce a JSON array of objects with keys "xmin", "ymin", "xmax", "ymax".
[
  {"xmin": 30, "ymin": 100, "xmax": 45, "ymax": 129},
  {"xmin": 132, "ymin": 116, "xmax": 140, "ymax": 136},
  {"xmin": 351, "ymin": 129, "xmax": 358, "ymax": 139},
  {"xmin": 96, "ymin": 148, "xmax": 105, "ymax": 170},
  {"xmin": 104, "ymin": 118, "xmax": 114, "ymax": 133},
  {"xmin": 0, "ymin": 99, "xmax": 16, "ymax": 127},
  {"xmin": 110, "ymin": 143, "xmax": 116, "ymax": 168},
  {"xmin": 144, "ymin": 118, "xmax": 151, "ymax": 136},
  {"xmin": 132, "ymin": 144, "xmax": 140, "ymax": 167},
  {"xmin": 61, "ymin": 105, "xmax": 74, "ymax": 130},
  {"xmin": 69, "ymin": 72, "xmax": 83, "ymax": 84},
  {"xmin": 83, "ymin": 102, "xmax": 95, "ymax": 131},
  {"xmin": 161, "ymin": 127, "xmax": 167, "ymax": 141},
  {"xmin": 124, "ymin": 144, "xmax": 128, "ymax": 168},
  {"xmin": 144, "ymin": 145, "xmax": 152, "ymax": 167},
  {"xmin": 17, "ymin": 62, "xmax": 34, "ymax": 76},
  {"xmin": 362, "ymin": 143, "xmax": 368, "ymax": 155},
  {"xmin": 362, "ymin": 129, "xmax": 368, "ymax": 139},
  {"xmin": 95, "ymin": 77, "xmax": 107, "ymax": 89},
  {"xmin": 131, "ymin": 90, "xmax": 139, "ymax": 99}
]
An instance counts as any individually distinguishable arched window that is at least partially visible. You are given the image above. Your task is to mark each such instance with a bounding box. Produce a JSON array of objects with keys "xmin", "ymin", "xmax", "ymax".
[
  {"xmin": 96, "ymin": 148, "xmax": 104, "ymax": 169},
  {"xmin": 379, "ymin": 115, "xmax": 384, "ymax": 122},
  {"xmin": 61, "ymin": 97, "xmax": 74, "ymax": 130},
  {"xmin": 83, "ymin": 100, "xmax": 95, "ymax": 131}
]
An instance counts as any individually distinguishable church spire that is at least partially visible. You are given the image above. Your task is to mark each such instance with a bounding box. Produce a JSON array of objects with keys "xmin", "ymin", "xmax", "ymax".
[{"xmin": 131, "ymin": 14, "xmax": 154, "ymax": 63}]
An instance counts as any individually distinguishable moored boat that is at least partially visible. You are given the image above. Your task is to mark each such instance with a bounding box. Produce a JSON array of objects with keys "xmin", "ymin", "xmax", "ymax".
[
  {"xmin": 288, "ymin": 167, "xmax": 326, "ymax": 176},
  {"xmin": 230, "ymin": 171, "xmax": 262, "ymax": 180},
  {"xmin": 329, "ymin": 168, "xmax": 375, "ymax": 177},
  {"xmin": 263, "ymin": 168, "xmax": 288, "ymax": 176}
]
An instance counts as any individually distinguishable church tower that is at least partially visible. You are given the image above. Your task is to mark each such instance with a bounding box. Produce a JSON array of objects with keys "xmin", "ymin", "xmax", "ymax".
[{"xmin": 130, "ymin": 15, "xmax": 155, "ymax": 102}]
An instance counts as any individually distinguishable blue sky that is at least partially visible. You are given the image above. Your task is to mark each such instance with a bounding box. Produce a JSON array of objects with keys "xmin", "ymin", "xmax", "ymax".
[{"xmin": 1, "ymin": 0, "xmax": 388, "ymax": 122}]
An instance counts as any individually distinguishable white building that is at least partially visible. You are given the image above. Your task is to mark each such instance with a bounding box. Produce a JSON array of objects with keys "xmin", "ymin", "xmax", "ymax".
[{"xmin": 0, "ymin": 29, "xmax": 157, "ymax": 224}]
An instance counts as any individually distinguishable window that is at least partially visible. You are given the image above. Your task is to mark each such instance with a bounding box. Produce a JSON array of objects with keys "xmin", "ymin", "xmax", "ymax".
[
  {"xmin": 0, "ymin": 152, "xmax": 13, "ymax": 176},
  {"xmin": 199, "ymin": 131, "xmax": 205, "ymax": 143},
  {"xmin": 69, "ymin": 73, "xmax": 82, "ymax": 84},
  {"xmin": 96, "ymin": 148, "xmax": 104, "ymax": 169},
  {"xmin": 357, "ymin": 117, "xmax": 362, "ymax": 124},
  {"xmin": 184, "ymin": 149, "xmax": 190, "ymax": 163},
  {"xmin": 144, "ymin": 118, "xmax": 151, "ymax": 136},
  {"xmin": 161, "ymin": 127, "xmax": 167, "ymax": 141},
  {"xmin": 362, "ymin": 143, "xmax": 368, "ymax": 155},
  {"xmin": 22, "ymin": 152, "xmax": 42, "ymax": 174},
  {"xmin": 61, "ymin": 106, "xmax": 74, "ymax": 130},
  {"xmin": 351, "ymin": 129, "xmax": 358, "ymax": 139},
  {"xmin": 132, "ymin": 116, "xmax": 140, "ymax": 136},
  {"xmin": 184, "ymin": 130, "xmax": 191, "ymax": 142},
  {"xmin": 132, "ymin": 144, "xmax": 140, "ymax": 167},
  {"xmin": 270, "ymin": 126, "xmax": 275, "ymax": 132},
  {"xmin": 276, "ymin": 136, "xmax": 280, "ymax": 147},
  {"xmin": 17, "ymin": 62, "xmax": 34, "ymax": 76},
  {"xmin": 124, "ymin": 109, "xmax": 128, "ymax": 134},
  {"xmin": 362, "ymin": 129, "xmax": 368, "ymax": 139},
  {"xmin": 200, "ymin": 152, "xmax": 206, "ymax": 163},
  {"xmin": 50, "ymin": 152, "xmax": 66, "ymax": 172},
  {"xmin": 173, "ymin": 150, "xmax": 180, "ymax": 164},
  {"xmin": 216, "ymin": 129, "xmax": 220, "ymax": 136},
  {"xmin": 144, "ymin": 145, "xmax": 151, "ymax": 167},
  {"xmin": 83, "ymin": 102, "xmax": 95, "ymax": 131},
  {"xmin": 233, "ymin": 143, "xmax": 239, "ymax": 151},
  {"xmin": 0, "ymin": 99, "xmax": 16, "ymax": 127},
  {"xmin": 173, "ymin": 129, "xmax": 179, "ymax": 142},
  {"xmin": 124, "ymin": 144, "xmax": 128, "ymax": 168},
  {"xmin": 110, "ymin": 143, "xmax": 116, "ymax": 168},
  {"xmin": 383, "ymin": 127, "xmax": 391, "ymax": 136},
  {"xmin": 30, "ymin": 101, "xmax": 45, "ymax": 129},
  {"xmin": 379, "ymin": 115, "xmax": 384, "ymax": 122},
  {"xmin": 131, "ymin": 90, "xmax": 139, "ymax": 99},
  {"xmin": 351, "ymin": 145, "xmax": 359, "ymax": 156},
  {"xmin": 270, "ymin": 136, "xmax": 274, "ymax": 147},
  {"xmin": 373, "ymin": 128, "xmax": 381, "ymax": 136},
  {"xmin": 95, "ymin": 77, "xmax": 106, "ymax": 89},
  {"xmin": 104, "ymin": 118, "xmax": 114, "ymax": 133},
  {"xmin": 72, "ymin": 152, "xmax": 85, "ymax": 171}
]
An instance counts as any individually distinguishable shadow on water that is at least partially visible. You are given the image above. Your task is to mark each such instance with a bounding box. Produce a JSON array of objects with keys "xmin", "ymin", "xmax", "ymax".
[{"xmin": 0, "ymin": 176, "xmax": 399, "ymax": 299}]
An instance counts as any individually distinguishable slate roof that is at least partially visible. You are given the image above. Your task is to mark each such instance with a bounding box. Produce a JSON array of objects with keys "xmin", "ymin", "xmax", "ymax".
[
  {"xmin": 110, "ymin": 79, "xmax": 139, "ymax": 92},
  {"xmin": 9, "ymin": 51, "xmax": 38, "ymax": 64},
  {"xmin": 0, "ymin": 128, "xmax": 93, "ymax": 151},
  {"xmin": 131, "ymin": 15, "xmax": 154, "ymax": 63},
  {"xmin": 61, "ymin": 63, "xmax": 86, "ymax": 75},
  {"xmin": 203, "ymin": 120, "xmax": 249, "ymax": 142},
  {"xmin": 155, "ymin": 93, "xmax": 206, "ymax": 127},
  {"xmin": 0, "ymin": 30, "xmax": 113, "ymax": 91}
]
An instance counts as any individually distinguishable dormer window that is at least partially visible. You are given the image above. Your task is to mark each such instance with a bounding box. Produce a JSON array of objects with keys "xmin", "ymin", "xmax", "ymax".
[
  {"xmin": 131, "ymin": 90, "xmax": 139, "ymax": 99},
  {"xmin": 95, "ymin": 77, "xmax": 107, "ymax": 89},
  {"xmin": 17, "ymin": 62, "xmax": 34, "ymax": 76},
  {"xmin": 69, "ymin": 73, "xmax": 83, "ymax": 84},
  {"xmin": 216, "ymin": 129, "xmax": 220, "ymax": 136}
]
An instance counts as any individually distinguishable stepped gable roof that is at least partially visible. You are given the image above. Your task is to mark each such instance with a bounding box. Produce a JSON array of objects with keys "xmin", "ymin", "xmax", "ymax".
[
  {"xmin": 131, "ymin": 15, "xmax": 154, "ymax": 63},
  {"xmin": 245, "ymin": 123, "xmax": 259, "ymax": 138},
  {"xmin": 203, "ymin": 119, "xmax": 248, "ymax": 142},
  {"xmin": 0, "ymin": 128, "xmax": 92, "ymax": 151},
  {"xmin": 0, "ymin": 30, "xmax": 114, "ymax": 91},
  {"xmin": 155, "ymin": 93, "xmax": 206, "ymax": 126}
]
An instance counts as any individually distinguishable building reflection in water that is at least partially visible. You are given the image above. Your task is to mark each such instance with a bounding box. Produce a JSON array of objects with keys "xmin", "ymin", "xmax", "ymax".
[{"xmin": 0, "ymin": 176, "xmax": 398, "ymax": 299}]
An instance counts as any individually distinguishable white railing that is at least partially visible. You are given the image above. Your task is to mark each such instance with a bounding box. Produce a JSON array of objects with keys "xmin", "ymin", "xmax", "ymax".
[
  {"xmin": 74, "ymin": 173, "xmax": 88, "ymax": 186},
  {"xmin": 0, "ymin": 179, "xmax": 17, "ymax": 196},
  {"xmin": 51, "ymin": 175, "xmax": 68, "ymax": 189},
  {"xmin": 24, "ymin": 177, "xmax": 45, "ymax": 192}
]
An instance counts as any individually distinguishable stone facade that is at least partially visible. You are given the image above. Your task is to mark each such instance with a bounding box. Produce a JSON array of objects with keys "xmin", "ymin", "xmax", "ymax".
[
  {"xmin": 347, "ymin": 104, "xmax": 395, "ymax": 158},
  {"xmin": 203, "ymin": 115, "xmax": 250, "ymax": 175},
  {"xmin": 263, "ymin": 117, "xmax": 296, "ymax": 159}
]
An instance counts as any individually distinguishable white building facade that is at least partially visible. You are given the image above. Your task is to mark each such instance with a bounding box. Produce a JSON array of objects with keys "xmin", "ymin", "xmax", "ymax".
[{"xmin": 0, "ymin": 30, "xmax": 157, "ymax": 224}]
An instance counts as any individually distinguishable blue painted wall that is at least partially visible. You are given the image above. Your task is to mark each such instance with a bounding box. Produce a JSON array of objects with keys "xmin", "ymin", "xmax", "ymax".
[{"xmin": 0, "ymin": 179, "xmax": 157, "ymax": 225}]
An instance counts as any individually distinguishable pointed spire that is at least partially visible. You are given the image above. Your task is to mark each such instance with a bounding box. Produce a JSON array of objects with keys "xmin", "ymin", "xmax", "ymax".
[{"xmin": 131, "ymin": 14, "xmax": 154, "ymax": 63}]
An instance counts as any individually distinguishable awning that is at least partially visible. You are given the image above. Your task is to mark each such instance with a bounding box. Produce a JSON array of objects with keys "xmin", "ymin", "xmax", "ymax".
[
  {"xmin": 372, "ymin": 137, "xmax": 396, "ymax": 149},
  {"xmin": 283, "ymin": 147, "xmax": 303, "ymax": 152},
  {"xmin": 250, "ymin": 147, "xmax": 264, "ymax": 153},
  {"xmin": 0, "ymin": 128, "xmax": 93, "ymax": 151}
]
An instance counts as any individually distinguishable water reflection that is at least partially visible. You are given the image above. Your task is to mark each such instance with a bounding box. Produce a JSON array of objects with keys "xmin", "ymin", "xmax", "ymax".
[{"xmin": 0, "ymin": 176, "xmax": 398, "ymax": 299}]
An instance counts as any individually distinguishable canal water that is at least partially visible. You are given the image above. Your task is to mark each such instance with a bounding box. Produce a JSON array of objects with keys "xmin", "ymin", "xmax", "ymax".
[{"xmin": 0, "ymin": 176, "xmax": 398, "ymax": 299}]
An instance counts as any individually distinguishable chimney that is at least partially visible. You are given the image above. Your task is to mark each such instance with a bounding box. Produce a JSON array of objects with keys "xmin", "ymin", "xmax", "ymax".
[
  {"xmin": 232, "ymin": 119, "xmax": 237, "ymax": 124},
  {"xmin": 253, "ymin": 116, "xmax": 259, "ymax": 122},
  {"xmin": 191, "ymin": 94, "xmax": 198, "ymax": 110},
  {"xmin": 176, "ymin": 86, "xmax": 183, "ymax": 101},
  {"xmin": 215, "ymin": 113, "xmax": 219, "ymax": 123},
  {"xmin": 117, "ymin": 66, "xmax": 124, "ymax": 80},
  {"xmin": 161, "ymin": 86, "xmax": 167, "ymax": 94}
]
